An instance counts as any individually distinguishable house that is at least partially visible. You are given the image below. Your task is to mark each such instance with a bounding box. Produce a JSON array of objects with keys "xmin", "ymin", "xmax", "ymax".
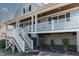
[
  {"xmin": 0, "ymin": 24, "xmax": 6, "ymax": 39},
  {"xmin": 3, "ymin": 3, "xmax": 79, "ymax": 53}
]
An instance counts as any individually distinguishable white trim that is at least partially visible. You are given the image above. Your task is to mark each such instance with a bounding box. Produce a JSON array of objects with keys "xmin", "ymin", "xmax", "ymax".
[
  {"xmin": 28, "ymin": 28, "xmax": 79, "ymax": 34},
  {"xmin": 4, "ymin": 4, "xmax": 70, "ymax": 24}
]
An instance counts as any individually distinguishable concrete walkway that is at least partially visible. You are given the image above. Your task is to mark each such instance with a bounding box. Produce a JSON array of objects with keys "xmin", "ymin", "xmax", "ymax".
[
  {"xmin": 0, "ymin": 48, "xmax": 27, "ymax": 56},
  {"xmin": 0, "ymin": 52, "xmax": 6, "ymax": 56}
]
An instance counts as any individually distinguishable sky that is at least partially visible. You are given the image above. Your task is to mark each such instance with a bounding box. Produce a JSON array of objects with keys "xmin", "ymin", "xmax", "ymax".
[
  {"xmin": 0, "ymin": 3, "xmax": 49, "ymax": 23},
  {"xmin": 0, "ymin": 3, "xmax": 20, "ymax": 23},
  {"xmin": 0, "ymin": 3, "xmax": 20, "ymax": 11}
]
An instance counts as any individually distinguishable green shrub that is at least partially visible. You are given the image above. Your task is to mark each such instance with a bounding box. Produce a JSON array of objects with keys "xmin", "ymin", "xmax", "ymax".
[
  {"xmin": 0, "ymin": 39, "xmax": 5, "ymax": 48},
  {"xmin": 63, "ymin": 38, "xmax": 69, "ymax": 48}
]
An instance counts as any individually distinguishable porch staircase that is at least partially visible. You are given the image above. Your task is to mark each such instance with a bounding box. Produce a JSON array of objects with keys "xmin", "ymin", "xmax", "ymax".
[
  {"xmin": 6, "ymin": 37, "xmax": 22, "ymax": 52},
  {"xmin": 6, "ymin": 29, "xmax": 33, "ymax": 53}
]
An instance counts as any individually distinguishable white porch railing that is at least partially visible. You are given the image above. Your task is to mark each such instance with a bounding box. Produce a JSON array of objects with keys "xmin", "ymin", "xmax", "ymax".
[
  {"xmin": 54, "ymin": 19, "xmax": 67, "ymax": 29},
  {"xmin": 23, "ymin": 25, "xmax": 31, "ymax": 32},
  {"xmin": 36, "ymin": 16, "xmax": 79, "ymax": 31},
  {"xmin": 37, "ymin": 21, "xmax": 52, "ymax": 31},
  {"xmin": 23, "ymin": 16, "xmax": 79, "ymax": 32},
  {"xmin": 54, "ymin": 16, "xmax": 79, "ymax": 30}
]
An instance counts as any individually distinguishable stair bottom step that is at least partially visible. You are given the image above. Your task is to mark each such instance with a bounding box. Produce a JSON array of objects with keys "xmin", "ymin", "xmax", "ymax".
[
  {"xmin": 25, "ymin": 46, "xmax": 30, "ymax": 48},
  {"xmin": 25, "ymin": 50, "xmax": 40, "ymax": 55},
  {"xmin": 27, "ymin": 52, "xmax": 39, "ymax": 55}
]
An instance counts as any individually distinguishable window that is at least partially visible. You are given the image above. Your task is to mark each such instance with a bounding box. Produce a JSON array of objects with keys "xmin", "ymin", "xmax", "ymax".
[
  {"xmin": 23, "ymin": 8, "xmax": 25, "ymax": 14},
  {"xmin": 29, "ymin": 22, "xmax": 31, "ymax": 25},
  {"xmin": 20, "ymin": 24, "xmax": 23, "ymax": 28},
  {"xmin": 66, "ymin": 13, "xmax": 70, "ymax": 18},
  {"xmin": 33, "ymin": 15, "xmax": 35, "ymax": 20},
  {"xmin": 66, "ymin": 19, "xmax": 70, "ymax": 22},
  {"xmin": 33, "ymin": 21, "xmax": 35, "ymax": 24},
  {"xmin": 59, "ymin": 15, "xmax": 65, "ymax": 19},
  {"xmin": 66, "ymin": 13, "xmax": 70, "ymax": 22},
  {"xmin": 26, "ymin": 23, "xmax": 28, "ymax": 25},
  {"xmin": 52, "ymin": 16, "xmax": 57, "ymax": 20},
  {"xmin": 29, "ymin": 5, "xmax": 31, "ymax": 12},
  {"xmin": 72, "ymin": 32, "xmax": 76, "ymax": 35},
  {"xmin": 48, "ymin": 17, "xmax": 51, "ymax": 21},
  {"xmin": 48, "ymin": 17, "xmax": 51, "ymax": 24}
]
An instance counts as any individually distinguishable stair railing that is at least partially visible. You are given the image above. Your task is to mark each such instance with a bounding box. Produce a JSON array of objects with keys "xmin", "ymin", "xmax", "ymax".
[{"xmin": 22, "ymin": 29, "xmax": 33, "ymax": 49}]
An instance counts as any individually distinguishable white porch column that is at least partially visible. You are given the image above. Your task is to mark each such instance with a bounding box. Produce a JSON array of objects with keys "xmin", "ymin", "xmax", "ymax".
[
  {"xmin": 35, "ymin": 14, "xmax": 37, "ymax": 32},
  {"xmin": 31, "ymin": 15, "xmax": 34, "ymax": 32},
  {"xmin": 16, "ymin": 21, "xmax": 18, "ymax": 29},
  {"xmin": 52, "ymin": 20, "xmax": 54, "ymax": 30},
  {"xmin": 77, "ymin": 32, "xmax": 79, "ymax": 52},
  {"xmin": 18, "ymin": 20, "xmax": 20, "ymax": 29}
]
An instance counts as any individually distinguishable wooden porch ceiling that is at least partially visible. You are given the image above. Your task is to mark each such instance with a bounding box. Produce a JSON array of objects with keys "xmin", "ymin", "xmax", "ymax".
[
  {"xmin": 20, "ymin": 17, "xmax": 31, "ymax": 22},
  {"xmin": 9, "ymin": 3, "xmax": 79, "ymax": 25},
  {"xmin": 8, "ymin": 17, "xmax": 31, "ymax": 25},
  {"xmin": 38, "ymin": 3, "xmax": 79, "ymax": 17},
  {"xmin": 8, "ymin": 22, "xmax": 16, "ymax": 25}
]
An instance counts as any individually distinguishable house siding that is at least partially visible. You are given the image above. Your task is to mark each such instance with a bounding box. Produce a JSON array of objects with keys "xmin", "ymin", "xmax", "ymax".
[{"xmin": 44, "ymin": 33, "xmax": 76, "ymax": 45}]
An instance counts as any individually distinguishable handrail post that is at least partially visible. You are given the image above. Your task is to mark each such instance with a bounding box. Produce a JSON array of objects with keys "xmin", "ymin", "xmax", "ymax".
[
  {"xmin": 23, "ymin": 41, "xmax": 25, "ymax": 52},
  {"xmin": 31, "ymin": 41, "xmax": 33, "ymax": 49}
]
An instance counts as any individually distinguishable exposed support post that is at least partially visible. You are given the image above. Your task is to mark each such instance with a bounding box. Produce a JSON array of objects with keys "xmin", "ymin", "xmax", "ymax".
[
  {"xmin": 36, "ymin": 34, "xmax": 39, "ymax": 47},
  {"xmin": 77, "ymin": 32, "xmax": 79, "ymax": 52},
  {"xmin": 5, "ymin": 39, "xmax": 8, "ymax": 50},
  {"xmin": 35, "ymin": 14, "xmax": 37, "ymax": 32},
  {"xmin": 12, "ymin": 42, "xmax": 15, "ymax": 52},
  {"xmin": 5, "ymin": 24, "xmax": 8, "ymax": 50}
]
